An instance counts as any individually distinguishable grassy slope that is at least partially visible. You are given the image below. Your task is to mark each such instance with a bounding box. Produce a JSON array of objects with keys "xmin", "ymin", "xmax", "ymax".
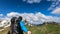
[
  {"xmin": 0, "ymin": 27, "xmax": 10, "ymax": 34},
  {"xmin": 0, "ymin": 24, "xmax": 60, "ymax": 34},
  {"xmin": 24, "ymin": 24, "xmax": 60, "ymax": 34}
]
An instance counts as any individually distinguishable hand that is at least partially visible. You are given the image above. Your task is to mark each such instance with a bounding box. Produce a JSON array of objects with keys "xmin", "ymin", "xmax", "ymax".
[{"xmin": 28, "ymin": 31, "xmax": 32, "ymax": 34}]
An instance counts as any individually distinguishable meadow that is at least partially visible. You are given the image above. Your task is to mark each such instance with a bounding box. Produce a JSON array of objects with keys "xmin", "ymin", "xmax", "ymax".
[{"xmin": 0, "ymin": 24, "xmax": 60, "ymax": 34}]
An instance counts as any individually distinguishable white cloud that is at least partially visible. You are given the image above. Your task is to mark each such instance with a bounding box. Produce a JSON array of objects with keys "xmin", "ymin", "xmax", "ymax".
[
  {"xmin": 22, "ymin": 0, "xmax": 41, "ymax": 4},
  {"xmin": 0, "ymin": 14, "xmax": 3, "ymax": 17},
  {"xmin": 48, "ymin": 0, "xmax": 60, "ymax": 11},
  {"xmin": 51, "ymin": 8, "xmax": 60, "ymax": 14},
  {"xmin": 6, "ymin": 12, "xmax": 60, "ymax": 25},
  {"xmin": 47, "ymin": 0, "xmax": 60, "ymax": 1},
  {"xmin": 0, "ymin": 14, "xmax": 4, "ymax": 20},
  {"xmin": 7, "ymin": 12, "xmax": 21, "ymax": 18}
]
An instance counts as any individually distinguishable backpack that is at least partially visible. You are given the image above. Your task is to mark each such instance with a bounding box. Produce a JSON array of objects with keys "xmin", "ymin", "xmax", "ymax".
[
  {"xmin": 14, "ymin": 19, "xmax": 23, "ymax": 34},
  {"xmin": 8, "ymin": 17, "xmax": 23, "ymax": 34}
]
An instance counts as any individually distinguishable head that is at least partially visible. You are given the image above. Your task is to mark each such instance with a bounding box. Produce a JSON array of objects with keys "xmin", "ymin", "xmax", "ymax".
[
  {"xmin": 11, "ymin": 17, "xmax": 17, "ymax": 24},
  {"xmin": 16, "ymin": 16, "xmax": 22, "ymax": 23},
  {"xmin": 18, "ymin": 16, "xmax": 22, "ymax": 21}
]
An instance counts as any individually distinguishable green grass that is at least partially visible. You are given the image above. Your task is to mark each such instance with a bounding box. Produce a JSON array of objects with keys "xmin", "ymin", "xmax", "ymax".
[
  {"xmin": 0, "ymin": 24, "xmax": 60, "ymax": 34},
  {"xmin": 24, "ymin": 24, "xmax": 60, "ymax": 34}
]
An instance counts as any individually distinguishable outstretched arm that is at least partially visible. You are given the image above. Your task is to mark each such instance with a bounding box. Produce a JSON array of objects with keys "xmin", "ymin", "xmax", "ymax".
[
  {"xmin": 20, "ymin": 21, "xmax": 28, "ymax": 33},
  {"xmin": 20, "ymin": 21, "xmax": 32, "ymax": 34}
]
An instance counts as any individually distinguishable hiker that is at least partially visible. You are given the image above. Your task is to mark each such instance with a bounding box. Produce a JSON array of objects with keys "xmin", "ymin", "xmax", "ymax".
[
  {"xmin": 10, "ymin": 17, "xmax": 17, "ymax": 34},
  {"xmin": 9, "ymin": 16, "xmax": 31, "ymax": 34},
  {"xmin": 16, "ymin": 16, "xmax": 31, "ymax": 34}
]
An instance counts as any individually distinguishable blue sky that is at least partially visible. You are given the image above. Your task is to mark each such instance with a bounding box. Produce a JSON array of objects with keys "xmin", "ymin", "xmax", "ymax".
[
  {"xmin": 0, "ymin": 0, "xmax": 60, "ymax": 17},
  {"xmin": 0, "ymin": 0, "xmax": 60, "ymax": 24}
]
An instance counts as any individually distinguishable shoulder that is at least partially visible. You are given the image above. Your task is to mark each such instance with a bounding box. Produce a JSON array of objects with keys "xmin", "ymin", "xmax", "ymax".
[{"xmin": 20, "ymin": 21, "xmax": 24, "ymax": 24}]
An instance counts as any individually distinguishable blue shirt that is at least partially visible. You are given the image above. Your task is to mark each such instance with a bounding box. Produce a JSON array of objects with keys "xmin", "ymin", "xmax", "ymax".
[{"xmin": 20, "ymin": 21, "xmax": 28, "ymax": 33}]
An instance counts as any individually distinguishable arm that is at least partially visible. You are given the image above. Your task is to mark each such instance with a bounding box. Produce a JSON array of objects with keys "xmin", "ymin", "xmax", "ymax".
[{"xmin": 20, "ymin": 21, "xmax": 28, "ymax": 33}]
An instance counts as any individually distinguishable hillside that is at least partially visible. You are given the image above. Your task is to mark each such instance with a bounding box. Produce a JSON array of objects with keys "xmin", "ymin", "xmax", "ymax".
[{"xmin": 0, "ymin": 24, "xmax": 60, "ymax": 34}]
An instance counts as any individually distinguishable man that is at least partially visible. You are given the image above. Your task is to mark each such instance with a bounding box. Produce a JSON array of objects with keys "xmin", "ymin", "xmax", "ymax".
[
  {"xmin": 16, "ymin": 16, "xmax": 31, "ymax": 34},
  {"xmin": 10, "ymin": 17, "xmax": 17, "ymax": 34},
  {"xmin": 10, "ymin": 16, "xmax": 31, "ymax": 34}
]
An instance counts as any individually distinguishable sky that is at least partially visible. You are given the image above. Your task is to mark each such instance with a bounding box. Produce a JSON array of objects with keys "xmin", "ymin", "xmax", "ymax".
[
  {"xmin": 0, "ymin": 0, "xmax": 56, "ymax": 15},
  {"xmin": 0, "ymin": 0, "xmax": 60, "ymax": 24}
]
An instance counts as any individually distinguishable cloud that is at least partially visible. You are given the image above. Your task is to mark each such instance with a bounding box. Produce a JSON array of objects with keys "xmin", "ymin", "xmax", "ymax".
[
  {"xmin": 0, "ymin": 14, "xmax": 3, "ymax": 17},
  {"xmin": 51, "ymin": 8, "xmax": 60, "ymax": 14},
  {"xmin": 6, "ymin": 12, "xmax": 60, "ymax": 25},
  {"xmin": 22, "ymin": 0, "xmax": 41, "ymax": 4},
  {"xmin": 0, "ymin": 14, "xmax": 4, "ymax": 20},
  {"xmin": 47, "ymin": 0, "xmax": 60, "ymax": 1},
  {"xmin": 7, "ymin": 12, "xmax": 21, "ymax": 18},
  {"xmin": 47, "ymin": 0, "xmax": 60, "ymax": 11}
]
